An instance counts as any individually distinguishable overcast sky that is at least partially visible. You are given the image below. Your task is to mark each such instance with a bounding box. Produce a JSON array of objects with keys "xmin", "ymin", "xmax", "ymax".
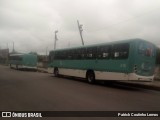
[{"xmin": 0, "ymin": 0, "xmax": 160, "ymax": 54}]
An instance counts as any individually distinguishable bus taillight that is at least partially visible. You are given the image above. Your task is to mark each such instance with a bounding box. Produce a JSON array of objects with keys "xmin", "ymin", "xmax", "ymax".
[{"xmin": 134, "ymin": 65, "xmax": 137, "ymax": 73}]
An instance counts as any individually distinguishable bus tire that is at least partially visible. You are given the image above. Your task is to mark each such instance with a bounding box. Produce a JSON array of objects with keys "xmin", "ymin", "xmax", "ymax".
[
  {"xmin": 54, "ymin": 68, "xmax": 59, "ymax": 77},
  {"xmin": 86, "ymin": 71, "xmax": 95, "ymax": 84}
]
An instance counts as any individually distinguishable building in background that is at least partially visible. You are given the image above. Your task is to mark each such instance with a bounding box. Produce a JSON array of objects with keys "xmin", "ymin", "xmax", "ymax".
[{"xmin": 0, "ymin": 49, "xmax": 9, "ymax": 64}]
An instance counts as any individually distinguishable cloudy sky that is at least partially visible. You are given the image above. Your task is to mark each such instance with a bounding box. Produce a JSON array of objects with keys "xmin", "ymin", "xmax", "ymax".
[{"xmin": 0, "ymin": 0, "xmax": 160, "ymax": 54}]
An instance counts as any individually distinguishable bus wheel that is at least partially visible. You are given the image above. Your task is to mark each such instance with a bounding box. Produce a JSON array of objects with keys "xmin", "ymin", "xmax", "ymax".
[
  {"xmin": 54, "ymin": 68, "xmax": 59, "ymax": 77},
  {"xmin": 86, "ymin": 71, "xmax": 95, "ymax": 84}
]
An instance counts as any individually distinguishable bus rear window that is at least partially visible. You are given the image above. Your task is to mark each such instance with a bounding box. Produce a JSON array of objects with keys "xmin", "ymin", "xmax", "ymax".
[
  {"xmin": 9, "ymin": 56, "xmax": 22, "ymax": 61},
  {"xmin": 138, "ymin": 42, "xmax": 154, "ymax": 57}
]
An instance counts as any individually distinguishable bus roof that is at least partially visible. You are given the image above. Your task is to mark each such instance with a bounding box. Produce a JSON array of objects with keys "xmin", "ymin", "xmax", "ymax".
[{"xmin": 50, "ymin": 38, "xmax": 154, "ymax": 52}]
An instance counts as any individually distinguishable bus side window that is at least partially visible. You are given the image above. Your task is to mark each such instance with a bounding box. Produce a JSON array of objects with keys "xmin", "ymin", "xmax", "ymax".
[
  {"xmin": 97, "ymin": 45, "xmax": 110, "ymax": 59},
  {"xmin": 86, "ymin": 47, "xmax": 97, "ymax": 59},
  {"xmin": 65, "ymin": 50, "xmax": 72, "ymax": 59},
  {"xmin": 69, "ymin": 50, "xmax": 73, "ymax": 59},
  {"xmin": 73, "ymin": 49, "xmax": 77, "ymax": 59},
  {"xmin": 112, "ymin": 43, "xmax": 129, "ymax": 59},
  {"xmin": 54, "ymin": 52, "xmax": 58, "ymax": 60},
  {"xmin": 72, "ymin": 49, "xmax": 78, "ymax": 60},
  {"xmin": 68, "ymin": 50, "xmax": 73, "ymax": 59},
  {"xmin": 86, "ymin": 48, "xmax": 91, "ymax": 59},
  {"xmin": 114, "ymin": 52, "xmax": 119, "ymax": 58},
  {"xmin": 66, "ymin": 49, "xmax": 81, "ymax": 60},
  {"xmin": 80, "ymin": 48, "xmax": 86, "ymax": 59},
  {"xmin": 58, "ymin": 51, "xmax": 61, "ymax": 59},
  {"xmin": 76, "ymin": 48, "xmax": 81, "ymax": 59},
  {"xmin": 79, "ymin": 48, "xmax": 84, "ymax": 59},
  {"xmin": 65, "ymin": 50, "xmax": 69, "ymax": 59},
  {"xmin": 60, "ymin": 51, "xmax": 65, "ymax": 59},
  {"xmin": 56, "ymin": 51, "xmax": 64, "ymax": 60}
]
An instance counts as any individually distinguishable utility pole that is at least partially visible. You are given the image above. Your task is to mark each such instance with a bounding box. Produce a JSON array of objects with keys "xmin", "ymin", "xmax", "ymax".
[
  {"xmin": 46, "ymin": 46, "xmax": 48, "ymax": 61},
  {"xmin": 77, "ymin": 20, "xmax": 84, "ymax": 46},
  {"xmin": 54, "ymin": 30, "xmax": 58, "ymax": 50},
  {"xmin": 12, "ymin": 42, "xmax": 15, "ymax": 52},
  {"xmin": 7, "ymin": 43, "xmax": 8, "ymax": 49}
]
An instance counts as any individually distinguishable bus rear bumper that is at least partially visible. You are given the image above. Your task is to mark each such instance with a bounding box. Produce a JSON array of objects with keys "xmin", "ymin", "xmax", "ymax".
[
  {"xmin": 18, "ymin": 65, "xmax": 37, "ymax": 70},
  {"xmin": 128, "ymin": 73, "xmax": 154, "ymax": 82}
]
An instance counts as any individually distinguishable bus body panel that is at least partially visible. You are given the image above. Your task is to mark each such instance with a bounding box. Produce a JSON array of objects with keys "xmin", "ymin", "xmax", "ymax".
[{"xmin": 50, "ymin": 59, "xmax": 130, "ymax": 73}]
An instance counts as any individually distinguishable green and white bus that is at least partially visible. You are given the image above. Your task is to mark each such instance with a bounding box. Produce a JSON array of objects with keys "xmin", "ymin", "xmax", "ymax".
[
  {"xmin": 48, "ymin": 38, "xmax": 156, "ymax": 83},
  {"xmin": 9, "ymin": 53, "xmax": 37, "ymax": 70}
]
